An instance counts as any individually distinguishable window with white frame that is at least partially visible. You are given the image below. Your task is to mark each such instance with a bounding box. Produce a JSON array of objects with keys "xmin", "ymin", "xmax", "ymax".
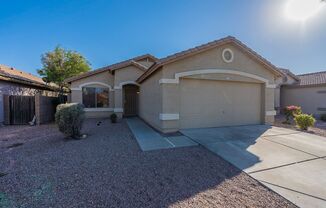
[{"xmin": 82, "ymin": 87, "xmax": 109, "ymax": 108}]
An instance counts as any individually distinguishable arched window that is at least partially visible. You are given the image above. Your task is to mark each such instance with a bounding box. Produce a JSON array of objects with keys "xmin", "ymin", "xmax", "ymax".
[{"xmin": 82, "ymin": 87, "xmax": 109, "ymax": 108}]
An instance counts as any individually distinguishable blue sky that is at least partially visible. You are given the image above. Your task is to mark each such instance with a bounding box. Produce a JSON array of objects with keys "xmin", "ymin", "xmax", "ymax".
[{"xmin": 0, "ymin": 0, "xmax": 325, "ymax": 75}]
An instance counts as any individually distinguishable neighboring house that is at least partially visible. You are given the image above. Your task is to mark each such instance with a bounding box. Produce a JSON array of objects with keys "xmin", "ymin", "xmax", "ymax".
[
  {"xmin": 275, "ymin": 68, "xmax": 301, "ymax": 113},
  {"xmin": 0, "ymin": 64, "xmax": 55, "ymax": 124},
  {"xmin": 279, "ymin": 70, "xmax": 326, "ymax": 117},
  {"xmin": 67, "ymin": 36, "xmax": 283, "ymax": 133}
]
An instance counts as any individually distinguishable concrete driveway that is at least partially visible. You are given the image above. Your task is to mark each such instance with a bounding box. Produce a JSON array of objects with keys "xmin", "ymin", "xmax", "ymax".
[{"xmin": 181, "ymin": 125, "xmax": 326, "ymax": 208}]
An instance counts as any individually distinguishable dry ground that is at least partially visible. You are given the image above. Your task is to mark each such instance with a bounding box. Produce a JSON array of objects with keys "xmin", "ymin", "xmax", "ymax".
[
  {"xmin": 0, "ymin": 119, "xmax": 295, "ymax": 208},
  {"xmin": 274, "ymin": 115, "xmax": 326, "ymax": 137}
]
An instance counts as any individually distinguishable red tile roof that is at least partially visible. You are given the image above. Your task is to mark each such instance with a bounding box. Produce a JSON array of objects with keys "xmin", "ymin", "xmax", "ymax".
[
  {"xmin": 0, "ymin": 64, "xmax": 56, "ymax": 90},
  {"xmin": 297, "ymin": 71, "xmax": 326, "ymax": 86},
  {"xmin": 0, "ymin": 64, "xmax": 45, "ymax": 84}
]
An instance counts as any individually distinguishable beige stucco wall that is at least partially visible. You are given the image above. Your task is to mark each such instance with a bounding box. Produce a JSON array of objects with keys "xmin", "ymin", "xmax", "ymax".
[
  {"xmin": 70, "ymin": 71, "xmax": 115, "ymax": 118},
  {"xmin": 186, "ymin": 73, "xmax": 263, "ymax": 83},
  {"xmin": 275, "ymin": 74, "xmax": 298, "ymax": 113},
  {"xmin": 156, "ymin": 43, "xmax": 277, "ymax": 132},
  {"xmin": 69, "ymin": 66, "xmax": 143, "ymax": 118},
  {"xmin": 281, "ymin": 85, "xmax": 326, "ymax": 117},
  {"xmin": 114, "ymin": 66, "xmax": 144, "ymax": 86},
  {"xmin": 138, "ymin": 70, "xmax": 162, "ymax": 131},
  {"xmin": 71, "ymin": 90, "xmax": 82, "ymax": 105},
  {"xmin": 161, "ymin": 80, "xmax": 179, "ymax": 132},
  {"xmin": 162, "ymin": 43, "xmax": 276, "ymax": 83},
  {"xmin": 264, "ymin": 87, "xmax": 275, "ymax": 124},
  {"xmin": 84, "ymin": 110, "xmax": 114, "ymax": 118},
  {"xmin": 68, "ymin": 43, "xmax": 278, "ymax": 130},
  {"xmin": 113, "ymin": 66, "xmax": 143, "ymax": 117},
  {"xmin": 274, "ymin": 87, "xmax": 281, "ymax": 112},
  {"xmin": 275, "ymin": 74, "xmax": 297, "ymax": 86},
  {"xmin": 70, "ymin": 71, "xmax": 114, "ymax": 89},
  {"xmin": 69, "ymin": 61, "xmax": 158, "ymax": 121}
]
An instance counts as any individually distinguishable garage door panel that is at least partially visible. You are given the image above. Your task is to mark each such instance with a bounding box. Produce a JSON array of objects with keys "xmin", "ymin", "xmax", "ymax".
[{"xmin": 180, "ymin": 78, "xmax": 261, "ymax": 129}]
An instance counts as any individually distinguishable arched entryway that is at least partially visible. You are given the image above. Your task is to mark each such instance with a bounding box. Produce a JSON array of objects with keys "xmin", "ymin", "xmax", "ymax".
[{"xmin": 123, "ymin": 84, "xmax": 139, "ymax": 117}]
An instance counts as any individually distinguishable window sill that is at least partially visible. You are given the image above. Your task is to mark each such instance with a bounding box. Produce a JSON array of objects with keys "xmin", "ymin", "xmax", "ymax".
[{"xmin": 84, "ymin": 108, "xmax": 113, "ymax": 112}]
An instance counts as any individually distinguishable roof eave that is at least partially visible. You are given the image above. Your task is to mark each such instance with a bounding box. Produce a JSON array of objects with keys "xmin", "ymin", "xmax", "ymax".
[
  {"xmin": 138, "ymin": 36, "xmax": 284, "ymax": 83},
  {"xmin": 137, "ymin": 62, "xmax": 162, "ymax": 83},
  {"xmin": 231, "ymin": 39, "xmax": 283, "ymax": 77},
  {"xmin": 283, "ymin": 83, "xmax": 326, "ymax": 88},
  {"xmin": 66, "ymin": 54, "xmax": 157, "ymax": 83},
  {"xmin": 0, "ymin": 74, "xmax": 56, "ymax": 91}
]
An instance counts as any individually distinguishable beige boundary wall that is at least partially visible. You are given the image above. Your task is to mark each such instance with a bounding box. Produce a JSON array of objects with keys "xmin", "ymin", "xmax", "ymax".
[
  {"xmin": 138, "ymin": 43, "xmax": 278, "ymax": 133},
  {"xmin": 281, "ymin": 85, "xmax": 326, "ymax": 117}
]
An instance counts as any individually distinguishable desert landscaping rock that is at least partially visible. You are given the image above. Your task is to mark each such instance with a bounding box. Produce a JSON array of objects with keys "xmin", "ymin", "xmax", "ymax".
[
  {"xmin": 0, "ymin": 119, "xmax": 295, "ymax": 207},
  {"xmin": 274, "ymin": 115, "xmax": 326, "ymax": 137}
]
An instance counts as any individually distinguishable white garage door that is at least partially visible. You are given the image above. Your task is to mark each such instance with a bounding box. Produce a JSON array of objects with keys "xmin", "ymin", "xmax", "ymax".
[{"xmin": 179, "ymin": 78, "xmax": 262, "ymax": 129}]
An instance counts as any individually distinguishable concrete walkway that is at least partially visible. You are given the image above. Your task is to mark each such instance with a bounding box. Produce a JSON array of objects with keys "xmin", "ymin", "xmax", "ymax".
[
  {"xmin": 126, "ymin": 117, "xmax": 197, "ymax": 151},
  {"xmin": 181, "ymin": 125, "xmax": 326, "ymax": 208}
]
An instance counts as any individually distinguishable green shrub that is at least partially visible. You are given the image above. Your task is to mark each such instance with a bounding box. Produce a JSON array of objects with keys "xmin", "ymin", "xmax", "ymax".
[
  {"xmin": 320, "ymin": 114, "xmax": 326, "ymax": 122},
  {"xmin": 294, "ymin": 114, "xmax": 316, "ymax": 130},
  {"xmin": 55, "ymin": 103, "xmax": 85, "ymax": 138},
  {"xmin": 110, "ymin": 113, "xmax": 117, "ymax": 123},
  {"xmin": 284, "ymin": 105, "xmax": 302, "ymax": 123}
]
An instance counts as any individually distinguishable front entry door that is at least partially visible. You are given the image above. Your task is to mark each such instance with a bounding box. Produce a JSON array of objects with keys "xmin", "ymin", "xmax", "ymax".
[{"xmin": 123, "ymin": 85, "xmax": 139, "ymax": 117}]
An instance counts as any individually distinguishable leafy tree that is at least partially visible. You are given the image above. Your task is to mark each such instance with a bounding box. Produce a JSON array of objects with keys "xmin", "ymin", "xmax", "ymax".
[{"xmin": 37, "ymin": 46, "xmax": 91, "ymax": 98}]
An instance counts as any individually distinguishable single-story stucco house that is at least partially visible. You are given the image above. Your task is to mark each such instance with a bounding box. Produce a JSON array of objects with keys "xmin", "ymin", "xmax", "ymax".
[
  {"xmin": 277, "ymin": 69, "xmax": 326, "ymax": 117},
  {"xmin": 66, "ymin": 36, "xmax": 325, "ymax": 133}
]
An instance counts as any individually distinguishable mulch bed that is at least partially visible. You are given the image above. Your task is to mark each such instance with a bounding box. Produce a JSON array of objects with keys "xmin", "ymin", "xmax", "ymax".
[{"xmin": 0, "ymin": 119, "xmax": 295, "ymax": 208}]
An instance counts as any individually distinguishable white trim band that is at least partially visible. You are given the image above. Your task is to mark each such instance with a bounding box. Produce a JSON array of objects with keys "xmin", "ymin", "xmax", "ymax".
[
  {"xmin": 159, "ymin": 79, "xmax": 179, "ymax": 84},
  {"xmin": 158, "ymin": 69, "xmax": 276, "ymax": 88},
  {"xmin": 71, "ymin": 82, "xmax": 114, "ymax": 91},
  {"xmin": 159, "ymin": 113, "xmax": 179, "ymax": 120},
  {"xmin": 267, "ymin": 84, "xmax": 277, "ymax": 88},
  {"xmin": 266, "ymin": 110, "xmax": 277, "ymax": 116},
  {"xmin": 114, "ymin": 108, "xmax": 124, "ymax": 113},
  {"xmin": 84, "ymin": 108, "xmax": 113, "ymax": 112}
]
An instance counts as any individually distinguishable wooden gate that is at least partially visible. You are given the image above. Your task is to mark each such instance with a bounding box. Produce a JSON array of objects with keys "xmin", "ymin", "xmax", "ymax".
[{"xmin": 9, "ymin": 95, "xmax": 35, "ymax": 125}]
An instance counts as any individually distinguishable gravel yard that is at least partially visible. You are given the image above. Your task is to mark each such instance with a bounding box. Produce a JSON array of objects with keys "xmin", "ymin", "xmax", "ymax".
[
  {"xmin": 274, "ymin": 115, "xmax": 326, "ymax": 137},
  {"xmin": 0, "ymin": 119, "xmax": 295, "ymax": 208}
]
